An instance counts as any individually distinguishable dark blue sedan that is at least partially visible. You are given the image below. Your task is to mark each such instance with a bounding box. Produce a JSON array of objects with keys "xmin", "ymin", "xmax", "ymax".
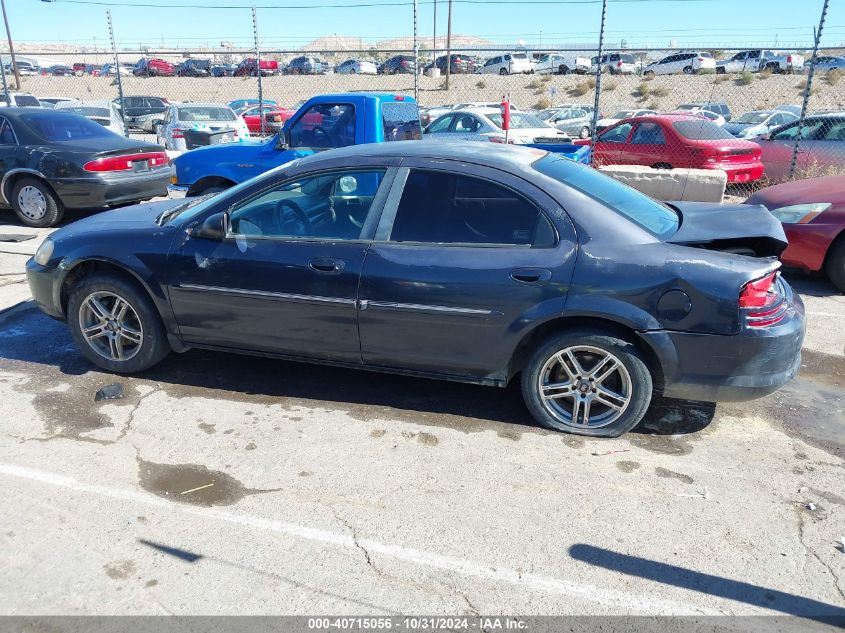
[{"xmin": 26, "ymin": 142, "xmax": 805, "ymax": 437}]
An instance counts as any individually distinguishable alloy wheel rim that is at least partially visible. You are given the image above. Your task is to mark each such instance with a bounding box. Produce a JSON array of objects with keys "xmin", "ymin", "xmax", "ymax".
[
  {"xmin": 78, "ymin": 291, "xmax": 144, "ymax": 362},
  {"xmin": 17, "ymin": 186, "xmax": 47, "ymax": 220},
  {"xmin": 537, "ymin": 345, "xmax": 632, "ymax": 429}
]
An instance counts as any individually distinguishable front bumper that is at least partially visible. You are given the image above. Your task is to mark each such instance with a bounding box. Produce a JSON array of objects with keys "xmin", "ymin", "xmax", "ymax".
[
  {"xmin": 640, "ymin": 293, "xmax": 805, "ymax": 402},
  {"xmin": 26, "ymin": 259, "xmax": 63, "ymax": 320},
  {"xmin": 51, "ymin": 169, "xmax": 170, "ymax": 210}
]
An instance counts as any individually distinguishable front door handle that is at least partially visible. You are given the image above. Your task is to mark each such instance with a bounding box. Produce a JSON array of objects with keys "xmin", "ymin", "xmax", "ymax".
[
  {"xmin": 510, "ymin": 268, "xmax": 552, "ymax": 285},
  {"xmin": 309, "ymin": 258, "xmax": 345, "ymax": 274}
]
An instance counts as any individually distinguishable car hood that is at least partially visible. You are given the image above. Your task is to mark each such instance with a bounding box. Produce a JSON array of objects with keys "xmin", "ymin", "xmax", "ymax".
[
  {"xmin": 666, "ymin": 201, "xmax": 787, "ymax": 256},
  {"xmin": 52, "ymin": 198, "xmax": 183, "ymax": 241},
  {"xmin": 745, "ymin": 175, "xmax": 845, "ymax": 208},
  {"xmin": 173, "ymin": 138, "xmax": 268, "ymax": 166}
]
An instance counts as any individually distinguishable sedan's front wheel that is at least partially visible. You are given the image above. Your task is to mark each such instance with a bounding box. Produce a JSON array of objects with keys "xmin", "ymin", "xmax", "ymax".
[
  {"xmin": 68, "ymin": 273, "xmax": 171, "ymax": 373},
  {"xmin": 521, "ymin": 331, "xmax": 652, "ymax": 437}
]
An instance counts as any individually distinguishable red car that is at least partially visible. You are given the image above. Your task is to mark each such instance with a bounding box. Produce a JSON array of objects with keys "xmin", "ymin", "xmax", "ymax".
[
  {"xmin": 134, "ymin": 58, "xmax": 175, "ymax": 77},
  {"xmin": 590, "ymin": 114, "xmax": 764, "ymax": 183},
  {"xmin": 234, "ymin": 58, "xmax": 279, "ymax": 77},
  {"xmin": 746, "ymin": 175, "xmax": 845, "ymax": 292},
  {"xmin": 240, "ymin": 104, "xmax": 296, "ymax": 134}
]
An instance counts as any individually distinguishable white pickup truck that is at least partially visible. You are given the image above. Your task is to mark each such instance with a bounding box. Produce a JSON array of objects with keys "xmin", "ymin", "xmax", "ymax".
[
  {"xmin": 534, "ymin": 53, "xmax": 591, "ymax": 75},
  {"xmin": 716, "ymin": 49, "xmax": 804, "ymax": 74}
]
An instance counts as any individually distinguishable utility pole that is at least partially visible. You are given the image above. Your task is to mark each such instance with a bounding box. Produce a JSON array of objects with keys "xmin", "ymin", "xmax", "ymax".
[
  {"xmin": 107, "ymin": 9, "xmax": 128, "ymax": 137},
  {"xmin": 432, "ymin": 0, "xmax": 437, "ymax": 62},
  {"xmin": 789, "ymin": 0, "xmax": 828, "ymax": 180},
  {"xmin": 445, "ymin": 0, "xmax": 452, "ymax": 89},
  {"xmin": 0, "ymin": 50, "xmax": 8, "ymax": 106},
  {"xmin": 413, "ymin": 0, "xmax": 419, "ymax": 102},
  {"xmin": 253, "ymin": 6, "xmax": 264, "ymax": 135},
  {"xmin": 590, "ymin": 0, "xmax": 608, "ymax": 166},
  {"xmin": 0, "ymin": 0, "xmax": 19, "ymax": 90}
]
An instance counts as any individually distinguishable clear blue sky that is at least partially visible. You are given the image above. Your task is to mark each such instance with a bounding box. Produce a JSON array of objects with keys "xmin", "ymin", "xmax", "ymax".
[{"xmin": 7, "ymin": 0, "xmax": 845, "ymax": 52}]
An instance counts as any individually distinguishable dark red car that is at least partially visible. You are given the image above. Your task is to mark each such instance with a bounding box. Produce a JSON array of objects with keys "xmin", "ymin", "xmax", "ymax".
[
  {"xmin": 234, "ymin": 58, "xmax": 279, "ymax": 77},
  {"xmin": 746, "ymin": 175, "xmax": 845, "ymax": 292},
  {"xmin": 240, "ymin": 104, "xmax": 296, "ymax": 134},
  {"xmin": 589, "ymin": 114, "xmax": 764, "ymax": 183},
  {"xmin": 134, "ymin": 58, "xmax": 175, "ymax": 77}
]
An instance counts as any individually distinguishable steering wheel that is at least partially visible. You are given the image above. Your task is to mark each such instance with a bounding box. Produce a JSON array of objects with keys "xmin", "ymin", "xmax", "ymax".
[
  {"xmin": 311, "ymin": 126, "xmax": 330, "ymax": 146},
  {"xmin": 274, "ymin": 199, "xmax": 312, "ymax": 236}
]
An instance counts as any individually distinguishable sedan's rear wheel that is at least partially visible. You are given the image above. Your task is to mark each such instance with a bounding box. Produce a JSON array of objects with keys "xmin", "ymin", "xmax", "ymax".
[
  {"xmin": 11, "ymin": 178, "xmax": 64, "ymax": 228},
  {"xmin": 579, "ymin": 126, "xmax": 590, "ymax": 139},
  {"xmin": 521, "ymin": 331, "xmax": 652, "ymax": 437},
  {"xmin": 499, "ymin": 68, "xmax": 508, "ymax": 75},
  {"xmin": 68, "ymin": 273, "xmax": 170, "ymax": 373}
]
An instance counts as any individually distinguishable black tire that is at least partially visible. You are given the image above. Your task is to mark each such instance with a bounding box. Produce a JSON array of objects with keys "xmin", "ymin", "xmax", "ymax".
[
  {"xmin": 11, "ymin": 177, "xmax": 64, "ymax": 228},
  {"xmin": 521, "ymin": 330, "xmax": 653, "ymax": 437},
  {"xmin": 67, "ymin": 272, "xmax": 171, "ymax": 373},
  {"xmin": 643, "ymin": 70, "xmax": 654, "ymax": 78},
  {"xmin": 559, "ymin": 64, "xmax": 569, "ymax": 75},
  {"xmin": 579, "ymin": 126, "xmax": 590, "ymax": 139},
  {"xmin": 682, "ymin": 65, "xmax": 693, "ymax": 74},
  {"xmin": 824, "ymin": 237, "xmax": 845, "ymax": 293},
  {"xmin": 499, "ymin": 68, "xmax": 508, "ymax": 75},
  {"xmin": 716, "ymin": 67, "xmax": 726, "ymax": 74},
  {"xmin": 652, "ymin": 162, "xmax": 672, "ymax": 170}
]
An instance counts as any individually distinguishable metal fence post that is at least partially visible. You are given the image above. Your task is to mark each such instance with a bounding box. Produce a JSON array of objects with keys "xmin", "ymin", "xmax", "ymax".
[
  {"xmin": 444, "ymin": 0, "xmax": 452, "ymax": 89},
  {"xmin": 413, "ymin": 0, "xmax": 419, "ymax": 102},
  {"xmin": 0, "ymin": 51, "xmax": 9, "ymax": 106},
  {"xmin": 107, "ymin": 9, "xmax": 128, "ymax": 137},
  {"xmin": 253, "ymin": 6, "xmax": 264, "ymax": 136},
  {"xmin": 788, "ymin": 0, "xmax": 829, "ymax": 180},
  {"xmin": 590, "ymin": 0, "xmax": 608, "ymax": 167}
]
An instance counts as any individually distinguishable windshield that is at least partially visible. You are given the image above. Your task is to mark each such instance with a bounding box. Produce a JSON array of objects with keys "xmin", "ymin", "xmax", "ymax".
[
  {"xmin": 533, "ymin": 154, "xmax": 679, "ymax": 239},
  {"xmin": 734, "ymin": 112, "xmax": 769, "ymax": 124},
  {"xmin": 20, "ymin": 111, "xmax": 117, "ymax": 141},
  {"xmin": 673, "ymin": 119, "xmax": 736, "ymax": 140},
  {"xmin": 488, "ymin": 112, "xmax": 547, "ymax": 129},
  {"xmin": 178, "ymin": 107, "xmax": 236, "ymax": 122}
]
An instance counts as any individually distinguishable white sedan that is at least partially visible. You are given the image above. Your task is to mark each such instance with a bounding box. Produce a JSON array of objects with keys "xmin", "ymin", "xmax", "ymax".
[
  {"xmin": 335, "ymin": 59, "xmax": 378, "ymax": 75},
  {"xmin": 423, "ymin": 107, "xmax": 571, "ymax": 144},
  {"xmin": 595, "ymin": 109, "xmax": 657, "ymax": 132},
  {"xmin": 155, "ymin": 103, "xmax": 250, "ymax": 152}
]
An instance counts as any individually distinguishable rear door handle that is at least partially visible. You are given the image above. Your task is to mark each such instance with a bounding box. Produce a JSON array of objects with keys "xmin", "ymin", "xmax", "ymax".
[
  {"xmin": 510, "ymin": 268, "xmax": 552, "ymax": 285},
  {"xmin": 309, "ymin": 258, "xmax": 345, "ymax": 274}
]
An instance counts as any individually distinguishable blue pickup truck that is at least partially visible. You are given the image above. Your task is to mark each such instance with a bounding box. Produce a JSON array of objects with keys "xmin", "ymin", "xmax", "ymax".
[
  {"xmin": 172, "ymin": 93, "xmax": 423, "ymax": 196},
  {"xmin": 171, "ymin": 92, "xmax": 590, "ymax": 196}
]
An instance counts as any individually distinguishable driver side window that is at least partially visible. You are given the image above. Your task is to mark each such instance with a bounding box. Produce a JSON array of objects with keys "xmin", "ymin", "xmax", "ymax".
[
  {"xmin": 289, "ymin": 103, "xmax": 356, "ymax": 149},
  {"xmin": 228, "ymin": 169, "xmax": 387, "ymax": 241}
]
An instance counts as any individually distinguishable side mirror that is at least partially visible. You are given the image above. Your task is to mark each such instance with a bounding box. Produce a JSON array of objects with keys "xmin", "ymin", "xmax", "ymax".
[
  {"xmin": 194, "ymin": 212, "xmax": 229, "ymax": 241},
  {"xmin": 760, "ymin": 132, "xmax": 771, "ymax": 141},
  {"xmin": 152, "ymin": 119, "xmax": 164, "ymax": 126},
  {"xmin": 276, "ymin": 130, "xmax": 290, "ymax": 150}
]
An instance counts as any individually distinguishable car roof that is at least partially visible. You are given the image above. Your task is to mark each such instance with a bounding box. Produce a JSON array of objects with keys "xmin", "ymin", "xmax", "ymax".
[
  {"xmin": 175, "ymin": 102, "xmax": 231, "ymax": 108},
  {"xmin": 296, "ymin": 139, "xmax": 547, "ymax": 170}
]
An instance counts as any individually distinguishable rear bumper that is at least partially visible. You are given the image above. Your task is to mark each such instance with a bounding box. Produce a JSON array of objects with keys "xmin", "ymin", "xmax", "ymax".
[
  {"xmin": 51, "ymin": 170, "xmax": 170, "ymax": 210},
  {"xmin": 640, "ymin": 293, "xmax": 805, "ymax": 402},
  {"xmin": 720, "ymin": 162, "xmax": 764, "ymax": 183}
]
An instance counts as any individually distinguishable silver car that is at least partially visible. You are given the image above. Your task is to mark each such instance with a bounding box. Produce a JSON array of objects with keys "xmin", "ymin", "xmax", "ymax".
[
  {"xmin": 424, "ymin": 107, "xmax": 569, "ymax": 144},
  {"xmin": 537, "ymin": 107, "xmax": 593, "ymax": 139},
  {"xmin": 335, "ymin": 59, "xmax": 378, "ymax": 75},
  {"xmin": 155, "ymin": 103, "xmax": 250, "ymax": 152},
  {"xmin": 810, "ymin": 55, "xmax": 845, "ymax": 73},
  {"xmin": 756, "ymin": 113, "xmax": 845, "ymax": 181},
  {"xmin": 54, "ymin": 100, "xmax": 124, "ymax": 136}
]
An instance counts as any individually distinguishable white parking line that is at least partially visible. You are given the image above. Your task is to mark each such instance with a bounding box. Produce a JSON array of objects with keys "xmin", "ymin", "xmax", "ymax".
[{"xmin": 0, "ymin": 461, "xmax": 723, "ymax": 615}]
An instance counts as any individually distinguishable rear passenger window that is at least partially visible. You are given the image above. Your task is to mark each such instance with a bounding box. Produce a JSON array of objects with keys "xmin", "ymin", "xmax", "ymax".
[
  {"xmin": 389, "ymin": 170, "xmax": 556, "ymax": 247},
  {"xmin": 382, "ymin": 101, "xmax": 422, "ymax": 141}
]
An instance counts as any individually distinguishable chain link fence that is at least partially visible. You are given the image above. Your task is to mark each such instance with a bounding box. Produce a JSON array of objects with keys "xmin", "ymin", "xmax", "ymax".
[{"xmin": 4, "ymin": 44, "xmax": 844, "ymax": 199}]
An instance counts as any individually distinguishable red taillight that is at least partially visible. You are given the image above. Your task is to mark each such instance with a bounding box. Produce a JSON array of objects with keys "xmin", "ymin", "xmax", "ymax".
[
  {"xmin": 787, "ymin": 55, "xmax": 793, "ymax": 63},
  {"xmin": 83, "ymin": 152, "xmax": 169, "ymax": 172},
  {"xmin": 394, "ymin": 95, "xmax": 405, "ymax": 101},
  {"xmin": 739, "ymin": 272, "xmax": 778, "ymax": 309},
  {"xmin": 697, "ymin": 57, "xmax": 704, "ymax": 62},
  {"xmin": 617, "ymin": 61, "xmax": 623, "ymax": 67},
  {"xmin": 489, "ymin": 136, "xmax": 507, "ymax": 144},
  {"xmin": 171, "ymin": 128, "xmax": 184, "ymax": 139}
]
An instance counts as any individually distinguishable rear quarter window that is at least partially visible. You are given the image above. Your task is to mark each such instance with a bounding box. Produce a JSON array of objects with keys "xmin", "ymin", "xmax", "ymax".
[{"xmin": 382, "ymin": 101, "xmax": 422, "ymax": 141}]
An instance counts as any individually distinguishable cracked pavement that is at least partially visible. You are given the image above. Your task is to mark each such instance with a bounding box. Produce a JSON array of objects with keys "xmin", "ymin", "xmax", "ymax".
[{"xmin": 0, "ymin": 212, "xmax": 843, "ymax": 618}]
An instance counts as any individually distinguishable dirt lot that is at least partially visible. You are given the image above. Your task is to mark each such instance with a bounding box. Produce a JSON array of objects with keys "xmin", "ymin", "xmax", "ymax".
[
  {"xmin": 0, "ymin": 209, "xmax": 843, "ymax": 618},
  {"xmin": 18, "ymin": 71, "xmax": 845, "ymax": 114}
]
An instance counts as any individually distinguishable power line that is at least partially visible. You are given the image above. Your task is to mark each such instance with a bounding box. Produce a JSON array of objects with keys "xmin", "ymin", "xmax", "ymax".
[{"xmin": 49, "ymin": 0, "xmax": 767, "ymax": 9}]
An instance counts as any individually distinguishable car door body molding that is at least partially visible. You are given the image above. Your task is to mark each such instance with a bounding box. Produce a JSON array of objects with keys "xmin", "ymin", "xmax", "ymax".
[{"xmin": 177, "ymin": 283, "xmax": 357, "ymax": 306}]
